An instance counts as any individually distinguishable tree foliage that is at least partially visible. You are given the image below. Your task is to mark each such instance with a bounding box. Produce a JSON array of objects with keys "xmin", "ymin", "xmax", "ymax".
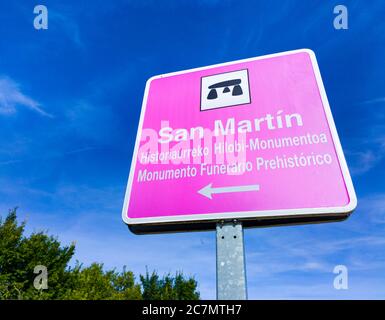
[
  {"xmin": 141, "ymin": 270, "xmax": 200, "ymax": 300},
  {"xmin": 0, "ymin": 209, "xmax": 200, "ymax": 300}
]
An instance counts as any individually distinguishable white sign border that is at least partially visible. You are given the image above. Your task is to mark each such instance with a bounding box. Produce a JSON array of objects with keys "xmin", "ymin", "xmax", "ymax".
[{"xmin": 122, "ymin": 49, "xmax": 357, "ymax": 227}]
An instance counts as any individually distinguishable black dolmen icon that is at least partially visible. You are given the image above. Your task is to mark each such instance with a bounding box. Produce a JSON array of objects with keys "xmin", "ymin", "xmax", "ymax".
[{"xmin": 207, "ymin": 79, "xmax": 243, "ymax": 100}]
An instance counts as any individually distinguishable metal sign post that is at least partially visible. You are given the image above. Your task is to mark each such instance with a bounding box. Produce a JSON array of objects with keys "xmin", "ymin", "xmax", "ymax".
[{"xmin": 216, "ymin": 220, "xmax": 247, "ymax": 300}]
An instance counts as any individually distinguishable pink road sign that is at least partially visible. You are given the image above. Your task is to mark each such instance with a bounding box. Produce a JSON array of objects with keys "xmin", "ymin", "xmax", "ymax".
[{"xmin": 122, "ymin": 49, "xmax": 357, "ymax": 233}]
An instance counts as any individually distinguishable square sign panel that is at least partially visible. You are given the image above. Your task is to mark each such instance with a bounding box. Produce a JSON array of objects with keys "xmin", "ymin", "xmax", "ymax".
[
  {"xmin": 122, "ymin": 49, "xmax": 357, "ymax": 234},
  {"xmin": 200, "ymin": 69, "xmax": 251, "ymax": 111}
]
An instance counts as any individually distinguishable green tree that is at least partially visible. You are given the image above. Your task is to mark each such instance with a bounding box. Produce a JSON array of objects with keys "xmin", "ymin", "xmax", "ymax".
[
  {"xmin": 61, "ymin": 263, "xmax": 142, "ymax": 300},
  {"xmin": 0, "ymin": 208, "xmax": 75, "ymax": 299},
  {"xmin": 0, "ymin": 209, "xmax": 200, "ymax": 300},
  {"xmin": 141, "ymin": 270, "xmax": 200, "ymax": 300}
]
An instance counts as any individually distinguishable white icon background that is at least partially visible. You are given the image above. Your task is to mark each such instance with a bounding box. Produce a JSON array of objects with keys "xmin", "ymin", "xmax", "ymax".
[{"xmin": 200, "ymin": 69, "xmax": 251, "ymax": 111}]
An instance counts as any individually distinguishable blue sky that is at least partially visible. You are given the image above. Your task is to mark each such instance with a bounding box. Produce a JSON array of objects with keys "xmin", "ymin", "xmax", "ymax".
[{"xmin": 1, "ymin": 0, "xmax": 385, "ymax": 299}]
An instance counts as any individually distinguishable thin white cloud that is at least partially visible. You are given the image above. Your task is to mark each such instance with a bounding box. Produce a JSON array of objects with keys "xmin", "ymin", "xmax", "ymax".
[
  {"xmin": 50, "ymin": 11, "xmax": 84, "ymax": 49},
  {"xmin": 0, "ymin": 159, "xmax": 23, "ymax": 166},
  {"xmin": 345, "ymin": 129, "xmax": 385, "ymax": 176},
  {"xmin": 359, "ymin": 194, "xmax": 385, "ymax": 224},
  {"xmin": 0, "ymin": 76, "xmax": 53, "ymax": 117},
  {"xmin": 348, "ymin": 149, "xmax": 383, "ymax": 175},
  {"xmin": 359, "ymin": 97, "xmax": 385, "ymax": 105},
  {"xmin": 0, "ymin": 146, "xmax": 97, "ymax": 167}
]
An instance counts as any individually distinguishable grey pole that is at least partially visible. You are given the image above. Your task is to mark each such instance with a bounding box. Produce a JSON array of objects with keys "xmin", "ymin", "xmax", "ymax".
[{"xmin": 216, "ymin": 220, "xmax": 247, "ymax": 300}]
